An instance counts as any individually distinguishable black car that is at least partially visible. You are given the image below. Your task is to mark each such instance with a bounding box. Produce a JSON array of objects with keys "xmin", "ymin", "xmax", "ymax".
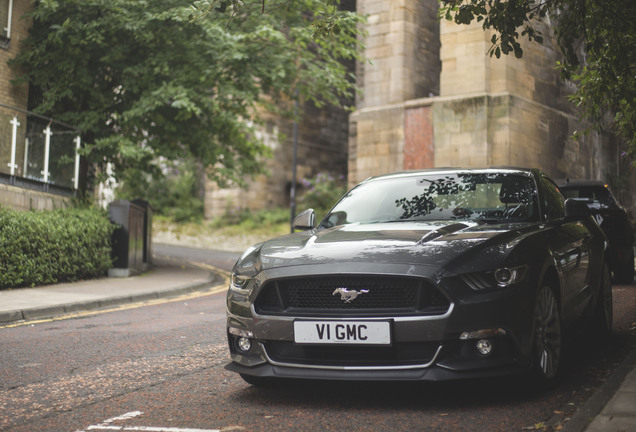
[
  {"xmin": 557, "ymin": 179, "xmax": 634, "ymax": 284},
  {"xmin": 226, "ymin": 168, "xmax": 612, "ymax": 386}
]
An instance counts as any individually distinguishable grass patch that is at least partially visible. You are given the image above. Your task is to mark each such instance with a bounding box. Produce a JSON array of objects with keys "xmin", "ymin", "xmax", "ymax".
[{"xmin": 153, "ymin": 207, "xmax": 291, "ymax": 249}]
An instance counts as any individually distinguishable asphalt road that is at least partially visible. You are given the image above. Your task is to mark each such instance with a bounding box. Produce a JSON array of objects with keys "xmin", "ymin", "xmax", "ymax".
[
  {"xmin": 1, "ymin": 245, "xmax": 635, "ymax": 432},
  {"xmin": 153, "ymin": 243, "xmax": 241, "ymax": 272}
]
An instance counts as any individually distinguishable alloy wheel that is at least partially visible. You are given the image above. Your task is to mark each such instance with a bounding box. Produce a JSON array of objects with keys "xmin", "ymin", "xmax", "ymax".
[{"xmin": 534, "ymin": 285, "xmax": 561, "ymax": 380}]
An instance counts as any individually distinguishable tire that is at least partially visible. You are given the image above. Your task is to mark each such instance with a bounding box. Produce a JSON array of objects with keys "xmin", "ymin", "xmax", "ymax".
[
  {"xmin": 614, "ymin": 248, "xmax": 634, "ymax": 285},
  {"xmin": 593, "ymin": 263, "xmax": 613, "ymax": 336},
  {"xmin": 532, "ymin": 285, "xmax": 562, "ymax": 383}
]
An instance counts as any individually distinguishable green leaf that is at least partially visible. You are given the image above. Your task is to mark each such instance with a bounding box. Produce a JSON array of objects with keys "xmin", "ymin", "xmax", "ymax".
[{"xmin": 12, "ymin": 0, "xmax": 366, "ymax": 188}]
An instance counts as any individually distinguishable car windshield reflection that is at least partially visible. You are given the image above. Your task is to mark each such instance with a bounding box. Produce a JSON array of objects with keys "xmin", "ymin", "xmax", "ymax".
[{"xmin": 321, "ymin": 172, "xmax": 539, "ymax": 228}]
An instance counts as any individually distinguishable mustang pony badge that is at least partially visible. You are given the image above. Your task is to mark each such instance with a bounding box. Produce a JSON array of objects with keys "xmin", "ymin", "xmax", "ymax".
[{"xmin": 332, "ymin": 287, "xmax": 369, "ymax": 303}]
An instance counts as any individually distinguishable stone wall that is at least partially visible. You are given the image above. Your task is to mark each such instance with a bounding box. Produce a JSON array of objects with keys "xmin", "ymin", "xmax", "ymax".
[
  {"xmin": 349, "ymin": 104, "xmax": 405, "ymax": 186},
  {"xmin": 439, "ymin": 19, "xmax": 571, "ymax": 112},
  {"xmin": 349, "ymin": 0, "xmax": 440, "ymax": 185},
  {"xmin": 0, "ymin": 183, "xmax": 71, "ymax": 211},
  {"xmin": 357, "ymin": 0, "xmax": 440, "ymax": 108},
  {"xmin": 204, "ymin": 102, "xmax": 349, "ymax": 219},
  {"xmin": 432, "ymin": 93, "xmax": 618, "ymax": 180},
  {"xmin": 433, "ymin": 18, "xmax": 619, "ymax": 182}
]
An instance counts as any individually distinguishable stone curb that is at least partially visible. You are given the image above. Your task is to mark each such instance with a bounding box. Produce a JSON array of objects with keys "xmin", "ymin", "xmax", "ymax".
[{"xmin": 0, "ymin": 271, "xmax": 222, "ymax": 325}]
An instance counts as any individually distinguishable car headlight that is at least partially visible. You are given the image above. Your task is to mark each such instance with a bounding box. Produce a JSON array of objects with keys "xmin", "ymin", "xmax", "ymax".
[
  {"xmin": 229, "ymin": 244, "xmax": 262, "ymax": 294},
  {"xmin": 230, "ymin": 273, "xmax": 252, "ymax": 293},
  {"xmin": 462, "ymin": 265, "xmax": 527, "ymax": 291},
  {"xmin": 494, "ymin": 266, "xmax": 526, "ymax": 287}
]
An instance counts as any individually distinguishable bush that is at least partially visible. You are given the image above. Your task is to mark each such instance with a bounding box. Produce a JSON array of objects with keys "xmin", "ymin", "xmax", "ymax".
[
  {"xmin": 0, "ymin": 206, "xmax": 115, "ymax": 289},
  {"xmin": 207, "ymin": 172, "xmax": 347, "ymax": 232}
]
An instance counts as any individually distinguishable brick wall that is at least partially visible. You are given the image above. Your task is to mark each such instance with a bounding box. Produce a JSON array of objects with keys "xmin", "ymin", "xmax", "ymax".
[
  {"xmin": 1, "ymin": 0, "xmax": 33, "ymax": 180},
  {"xmin": 0, "ymin": 0, "xmax": 32, "ymax": 109}
]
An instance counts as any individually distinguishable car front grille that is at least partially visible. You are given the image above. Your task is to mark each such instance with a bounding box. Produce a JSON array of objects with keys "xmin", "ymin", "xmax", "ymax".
[
  {"xmin": 262, "ymin": 340, "xmax": 441, "ymax": 368},
  {"xmin": 254, "ymin": 275, "xmax": 450, "ymax": 317}
]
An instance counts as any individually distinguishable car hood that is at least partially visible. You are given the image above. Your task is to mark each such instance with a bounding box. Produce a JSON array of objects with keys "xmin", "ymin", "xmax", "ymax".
[{"xmin": 249, "ymin": 221, "xmax": 534, "ymax": 272}]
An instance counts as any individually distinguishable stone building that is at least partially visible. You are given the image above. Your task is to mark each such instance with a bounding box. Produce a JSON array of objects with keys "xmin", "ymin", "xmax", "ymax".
[
  {"xmin": 350, "ymin": 0, "xmax": 621, "ymax": 189},
  {"xmin": 206, "ymin": 0, "xmax": 634, "ymax": 219},
  {"xmin": 2, "ymin": 0, "xmax": 632, "ymax": 217}
]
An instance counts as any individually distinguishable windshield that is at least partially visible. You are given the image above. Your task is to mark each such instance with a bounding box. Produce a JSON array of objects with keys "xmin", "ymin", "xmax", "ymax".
[
  {"xmin": 320, "ymin": 172, "xmax": 539, "ymax": 228},
  {"xmin": 560, "ymin": 186, "xmax": 615, "ymax": 205}
]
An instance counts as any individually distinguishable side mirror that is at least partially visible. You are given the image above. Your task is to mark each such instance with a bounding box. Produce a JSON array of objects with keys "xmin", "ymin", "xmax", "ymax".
[
  {"xmin": 292, "ymin": 209, "xmax": 317, "ymax": 231},
  {"xmin": 564, "ymin": 198, "xmax": 590, "ymax": 220}
]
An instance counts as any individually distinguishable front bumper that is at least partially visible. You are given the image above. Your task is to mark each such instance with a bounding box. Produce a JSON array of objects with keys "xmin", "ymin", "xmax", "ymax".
[
  {"xmin": 224, "ymin": 357, "xmax": 531, "ymax": 382},
  {"xmin": 226, "ymin": 262, "xmax": 538, "ymax": 381}
]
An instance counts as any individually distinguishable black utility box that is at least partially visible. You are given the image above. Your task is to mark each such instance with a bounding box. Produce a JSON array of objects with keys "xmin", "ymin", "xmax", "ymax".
[{"xmin": 108, "ymin": 199, "xmax": 152, "ymax": 277}]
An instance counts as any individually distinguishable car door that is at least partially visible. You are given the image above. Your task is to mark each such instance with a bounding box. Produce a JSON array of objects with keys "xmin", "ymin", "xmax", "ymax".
[{"xmin": 539, "ymin": 176, "xmax": 593, "ymax": 324}]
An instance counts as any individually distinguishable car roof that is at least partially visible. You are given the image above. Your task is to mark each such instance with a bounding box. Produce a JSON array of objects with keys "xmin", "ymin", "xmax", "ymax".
[
  {"xmin": 362, "ymin": 167, "xmax": 539, "ymax": 183},
  {"xmin": 555, "ymin": 179, "xmax": 607, "ymax": 188}
]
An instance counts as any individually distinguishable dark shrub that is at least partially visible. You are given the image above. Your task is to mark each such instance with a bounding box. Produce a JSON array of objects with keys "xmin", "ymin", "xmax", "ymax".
[{"xmin": 0, "ymin": 206, "xmax": 115, "ymax": 289}]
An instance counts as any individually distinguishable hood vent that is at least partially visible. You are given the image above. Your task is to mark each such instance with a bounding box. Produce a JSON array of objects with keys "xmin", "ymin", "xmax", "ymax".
[{"xmin": 419, "ymin": 223, "xmax": 469, "ymax": 243}]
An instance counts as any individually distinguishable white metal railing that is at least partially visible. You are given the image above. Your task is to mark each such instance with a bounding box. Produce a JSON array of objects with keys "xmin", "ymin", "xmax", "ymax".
[
  {"xmin": 1, "ymin": 104, "xmax": 81, "ymax": 191},
  {"xmin": 7, "ymin": 115, "xmax": 18, "ymax": 175}
]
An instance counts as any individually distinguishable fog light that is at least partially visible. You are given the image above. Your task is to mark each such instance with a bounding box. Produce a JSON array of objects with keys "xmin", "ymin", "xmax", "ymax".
[
  {"xmin": 236, "ymin": 337, "xmax": 252, "ymax": 352},
  {"xmin": 476, "ymin": 339, "xmax": 493, "ymax": 356}
]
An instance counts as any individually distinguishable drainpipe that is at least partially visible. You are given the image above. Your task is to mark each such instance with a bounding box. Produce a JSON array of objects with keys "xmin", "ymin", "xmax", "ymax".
[{"xmin": 290, "ymin": 94, "xmax": 299, "ymax": 233}]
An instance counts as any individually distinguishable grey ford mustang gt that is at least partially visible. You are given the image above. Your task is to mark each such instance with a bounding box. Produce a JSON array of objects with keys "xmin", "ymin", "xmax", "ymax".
[{"xmin": 225, "ymin": 168, "xmax": 612, "ymax": 385}]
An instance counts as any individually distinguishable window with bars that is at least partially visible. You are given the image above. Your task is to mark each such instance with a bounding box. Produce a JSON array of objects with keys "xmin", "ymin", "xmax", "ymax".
[{"xmin": 0, "ymin": 0, "xmax": 12, "ymax": 42}]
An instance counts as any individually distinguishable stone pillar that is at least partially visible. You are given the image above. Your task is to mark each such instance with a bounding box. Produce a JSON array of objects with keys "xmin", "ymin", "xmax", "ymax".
[
  {"xmin": 433, "ymin": 18, "xmax": 613, "ymax": 181},
  {"xmin": 350, "ymin": 0, "xmax": 440, "ymax": 184}
]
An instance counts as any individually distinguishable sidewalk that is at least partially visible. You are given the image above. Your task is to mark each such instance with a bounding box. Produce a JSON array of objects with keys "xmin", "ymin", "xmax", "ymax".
[
  {"xmin": 0, "ymin": 259, "xmax": 634, "ymax": 432},
  {"xmin": 563, "ymin": 347, "xmax": 636, "ymax": 432},
  {"xmin": 0, "ymin": 257, "xmax": 226, "ymax": 325}
]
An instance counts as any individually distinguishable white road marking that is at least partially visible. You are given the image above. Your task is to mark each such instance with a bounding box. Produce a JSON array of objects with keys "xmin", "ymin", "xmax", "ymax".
[
  {"xmin": 88, "ymin": 427, "xmax": 221, "ymax": 431},
  {"xmin": 100, "ymin": 411, "xmax": 145, "ymax": 424},
  {"xmin": 75, "ymin": 411, "xmax": 234, "ymax": 432}
]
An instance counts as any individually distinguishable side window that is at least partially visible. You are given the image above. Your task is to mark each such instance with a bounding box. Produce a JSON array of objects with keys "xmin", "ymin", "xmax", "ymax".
[
  {"xmin": 0, "ymin": 0, "xmax": 12, "ymax": 47},
  {"xmin": 540, "ymin": 175, "xmax": 565, "ymax": 220}
]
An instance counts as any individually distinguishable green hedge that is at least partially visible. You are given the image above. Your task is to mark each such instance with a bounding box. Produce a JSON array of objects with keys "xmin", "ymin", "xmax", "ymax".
[{"xmin": 0, "ymin": 206, "xmax": 116, "ymax": 289}]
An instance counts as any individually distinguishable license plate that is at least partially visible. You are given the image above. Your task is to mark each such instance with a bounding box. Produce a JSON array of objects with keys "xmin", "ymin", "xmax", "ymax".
[{"xmin": 294, "ymin": 320, "xmax": 391, "ymax": 345}]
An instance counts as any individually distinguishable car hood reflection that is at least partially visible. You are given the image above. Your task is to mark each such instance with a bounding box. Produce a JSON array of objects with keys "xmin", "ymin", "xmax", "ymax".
[{"xmin": 258, "ymin": 221, "xmax": 532, "ymax": 269}]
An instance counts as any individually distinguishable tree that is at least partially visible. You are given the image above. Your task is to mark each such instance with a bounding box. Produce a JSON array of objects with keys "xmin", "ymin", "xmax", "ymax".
[
  {"xmin": 439, "ymin": 0, "xmax": 636, "ymax": 158},
  {"xmin": 10, "ymin": 0, "xmax": 364, "ymax": 191}
]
